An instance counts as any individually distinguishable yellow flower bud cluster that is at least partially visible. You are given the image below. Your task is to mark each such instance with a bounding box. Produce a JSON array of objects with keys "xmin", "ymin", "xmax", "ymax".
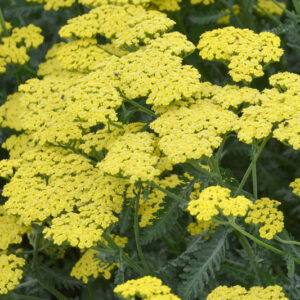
[
  {"xmin": 0, "ymin": 206, "xmax": 29, "ymax": 251},
  {"xmin": 150, "ymin": 0, "xmax": 181, "ymax": 11},
  {"xmin": 269, "ymin": 72, "xmax": 300, "ymax": 149},
  {"xmin": 26, "ymin": 0, "xmax": 77, "ymax": 10},
  {"xmin": 52, "ymin": 38, "xmax": 112, "ymax": 72},
  {"xmin": 0, "ymin": 254, "xmax": 25, "ymax": 295},
  {"xmin": 198, "ymin": 26, "xmax": 283, "ymax": 82},
  {"xmin": 71, "ymin": 235, "xmax": 127, "ymax": 282},
  {"xmin": 118, "ymin": 49, "xmax": 200, "ymax": 107},
  {"xmin": 59, "ymin": 5, "xmax": 175, "ymax": 49},
  {"xmin": 255, "ymin": 0, "xmax": 286, "ymax": 16},
  {"xmin": 98, "ymin": 131, "xmax": 161, "ymax": 182},
  {"xmin": 290, "ymin": 178, "xmax": 300, "ymax": 197},
  {"xmin": 207, "ymin": 285, "xmax": 288, "ymax": 300},
  {"xmin": 245, "ymin": 198, "xmax": 284, "ymax": 240},
  {"xmin": 150, "ymin": 102, "xmax": 239, "ymax": 164},
  {"xmin": 217, "ymin": 5, "xmax": 240, "ymax": 25},
  {"xmin": 114, "ymin": 276, "xmax": 180, "ymax": 299},
  {"xmin": 0, "ymin": 24, "xmax": 43, "ymax": 73},
  {"xmin": 71, "ymin": 249, "xmax": 119, "ymax": 283},
  {"xmin": 79, "ymin": 0, "xmax": 150, "ymax": 7},
  {"xmin": 0, "ymin": 22, "xmax": 12, "ymax": 35},
  {"xmin": 187, "ymin": 186, "xmax": 253, "ymax": 222}
]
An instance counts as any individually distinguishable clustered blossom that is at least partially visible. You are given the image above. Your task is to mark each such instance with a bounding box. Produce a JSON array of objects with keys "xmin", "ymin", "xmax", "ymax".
[
  {"xmin": 71, "ymin": 235, "xmax": 127, "ymax": 283},
  {"xmin": 290, "ymin": 178, "xmax": 300, "ymax": 197},
  {"xmin": 151, "ymin": 102, "xmax": 238, "ymax": 164},
  {"xmin": 59, "ymin": 4, "xmax": 175, "ymax": 49},
  {"xmin": 198, "ymin": 26, "xmax": 283, "ymax": 82},
  {"xmin": 256, "ymin": 0, "xmax": 286, "ymax": 16},
  {"xmin": 207, "ymin": 285, "xmax": 288, "ymax": 300},
  {"xmin": 187, "ymin": 186, "xmax": 253, "ymax": 222},
  {"xmin": 0, "ymin": 254, "xmax": 25, "ymax": 294},
  {"xmin": 0, "ymin": 24, "xmax": 43, "ymax": 73},
  {"xmin": 114, "ymin": 276, "xmax": 180, "ymax": 299},
  {"xmin": 0, "ymin": 206, "xmax": 29, "ymax": 250},
  {"xmin": 245, "ymin": 198, "xmax": 284, "ymax": 240}
]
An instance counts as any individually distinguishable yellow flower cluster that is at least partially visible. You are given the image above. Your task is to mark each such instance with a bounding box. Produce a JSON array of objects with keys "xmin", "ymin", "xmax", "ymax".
[
  {"xmin": 0, "ymin": 254, "xmax": 25, "ymax": 294},
  {"xmin": 150, "ymin": 102, "xmax": 238, "ymax": 163},
  {"xmin": 79, "ymin": 0, "xmax": 150, "ymax": 6},
  {"xmin": 191, "ymin": 0, "xmax": 214, "ymax": 5},
  {"xmin": 134, "ymin": 175, "xmax": 182, "ymax": 227},
  {"xmin": 71, "ymin": 235, "xmax": 127, "ymax": 283},
  {"xmin": 0, "ymin": 206, "xmax": 29, "ymax": 250},
  {"xmin": 256, "ymin": 0, "xmax": 286, "ymax": 16},
  {"xmin": 114, "ymin": 276, "xmax": 180, "ymax": 299},
  {"xmin": 198, "ymin": 26, "xmax": 283, "ymax": 82},
  {"xmin": 207, "ymin": 285, "xmax": 288, "ymax": 300},
  {"xmin": 0, "ymin": 22, "xmax": 12, "ymax": 35},
  {"xmin": 26, "ymin": 0, "xmax": 77, "ymax": 10},
  {"xmin": 71, "ymin": 249, "xmax": 118, "ymax": 283},
  {"xmin": 269, "ymin": 72, "xmax": 300, "ymax": 149},
  {"xmin": 150, "ymin": 0, "xmax": 181, "ymax": 11},
  {"xmin": 290, "ymin": 178, "xmax": 300, "ymax": 197},
  {"xmin": 98, "ymin": 131, "xmax": 161, "ymax": 182},
  {"xmin": 187, "ymin": 186, "xmax": 253, "ymax": 222},
  {"xmin": 245, "ymin": 198, "xmax": 284, "ymax": 239},
  {"xmin": 118, "ymin": 49, "xmax": 200, "ymax": 107},
  {"xmin": 0, "ymin": 135, "xmax": 129, "ymax": 248},
  {"xmin": 59, "ymin": 5, "xmax": 175, "ymax": 49},
  {"xmin": 0, "ymin": 24, "xmax": 43, "ymax": 73},
  {"xmin": 217, "ymin": 5, "xmax": 240, "ymax": 25}
]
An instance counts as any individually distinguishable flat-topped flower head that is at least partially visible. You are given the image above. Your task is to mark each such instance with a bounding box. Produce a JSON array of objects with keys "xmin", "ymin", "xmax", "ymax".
[
  {"xmin": 0, "ymin": 24, "xmax": 43, "ymax": 73},
  {"xmin": 59, "ymin": 4, "xmax": 175, "ymax": 50},
  {"xmin": 290, "ymin": 178, "xmax": 300, "ymax": 197},
  {"xmin": 197, "ymin": 26, "xmax": 283, "ymax": 82},
  {"xmin": 114, "ymin": 276, "xmax": 179, "ymax": 299},
  {"xmin": 0, "ymin": 254, "xmax": 25, "ymax": 295},
  {"xmin": 207, "ymin": 285, "xmax": 288, "ymax": 300},
  {"xmin": 26, "ymin": 0, "xmax": 77, "ymax": 10},
  {"xmin": 78, "ymin": 0, "xmax": 150, "ymax": 7},
  {"xmin": 256, "ymin": 0, "xmax": 286, "ymax": 16},
  {"xmin": 151, "ymin": 102, "xmax": 238, "ymax": 164},
  {"xmin": 245, "ymin": 197, "xmax": 284, "ymax": 240},
  {"xmin": 187, "ymin": 186, "xmax": 253, "ymax": 222}
]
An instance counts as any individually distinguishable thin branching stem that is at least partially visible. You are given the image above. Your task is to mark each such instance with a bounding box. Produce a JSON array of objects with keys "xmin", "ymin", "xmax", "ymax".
[
  {"xmin": 234, "ymin": 136, "xmax": 270, "ymax": 197},
  {"xmin": 0, "ymin": 8, "xmax": 8, "ymax": 36},
  {"xmin": 134, "ymin": 183, "xmax": 152, "ymax": 274}
]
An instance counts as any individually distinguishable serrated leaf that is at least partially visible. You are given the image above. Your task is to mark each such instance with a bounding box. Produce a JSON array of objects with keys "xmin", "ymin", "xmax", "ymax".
[
  {"xmin": 141, "ymin": 197, "xmax": 182, "ymax": 245},
  {"xmin": 179, "ymin": 228, "xmax": 229, "ymax": 300}
]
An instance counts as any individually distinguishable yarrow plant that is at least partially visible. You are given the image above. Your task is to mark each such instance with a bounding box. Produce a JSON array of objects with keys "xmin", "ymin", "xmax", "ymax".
[{"xmin": 0, "ymin": 0, "xmax": 299, "ymax": 299}]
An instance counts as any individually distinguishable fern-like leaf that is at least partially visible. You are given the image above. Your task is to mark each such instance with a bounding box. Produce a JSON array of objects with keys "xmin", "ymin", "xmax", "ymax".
[
  {"xmin": 141, "ymin": 197, "xmax": 182, "ymax": 245},
  {"xmin": 179, "ymin": 228, "xmax": 229, "ymax": 300}
]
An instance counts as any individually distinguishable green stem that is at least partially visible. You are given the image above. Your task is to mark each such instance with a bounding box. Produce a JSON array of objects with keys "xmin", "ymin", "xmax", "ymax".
[
  {"xmin": 124, "ymin": 98, "xmax": 156, "ymax": 118},
  {"xmin": 32, "ymin": 231, "xmax": 42, "ymax": 270},
  {"xmin": 186, "ymin": 160, "xmax": 211, "ymax": 177},
  {"xmin": 275, "ymin": 236, "xmax": 300, "ymax": 246},
  {"xmin": 147, "ymin": 181, "xmax": 183, "ymax": 202},
  {"xmin": 103, "ymin": 232, "xmax": 146, "ymax": 276},
  {"xmin": 226, "ymin": 220, "xmax": 300, "ymax": 265},
  {"xmin": 255, "ymin": 4, "xmax": 281, "ymax": 25},
  {"xmin": 251, "ymin": 144, "xmax": 258, "ymax": 200},
  {"xmin": 234, "ymin": 136, "xmax": 270, "ymax": 197},
  {"xmin": 292, "ymin": 0, "xmax": 300, "ymax": 15},
  {"xmin": 15, "ymin": 279, "xmax": 38, "ymax": 290},
  {"xmin": 0, "ymin": 8, "xmax": 8, "ymax": 36},
  {"xmin": 206, "ymin": 157, "xmax": 224, "ymax": 186},
  {"xmin": 88, "ymin": 282, "xmax": 95, "ymax": 300},
  {"xmin": 235, "ymin": 231, "xmax": 261, "ymax": 284},
  {"xmin": 134, "ymin": 184, "xmax": 152, "ymax": 274}
]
